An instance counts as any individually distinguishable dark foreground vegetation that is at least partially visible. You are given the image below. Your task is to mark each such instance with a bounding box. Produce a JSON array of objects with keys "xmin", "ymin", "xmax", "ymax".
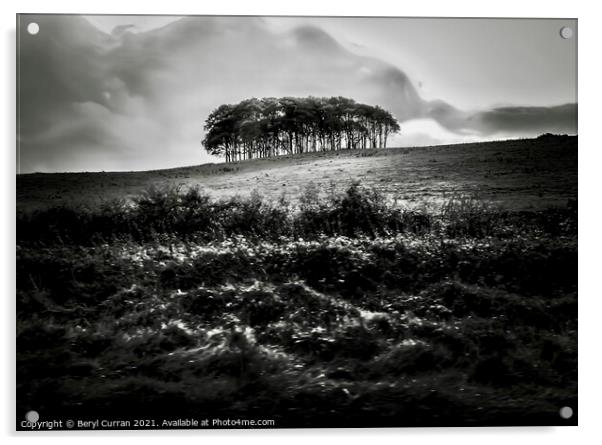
[{"xmin": 17, "ymin": 183, "xmax": 577, "ymax": 427}]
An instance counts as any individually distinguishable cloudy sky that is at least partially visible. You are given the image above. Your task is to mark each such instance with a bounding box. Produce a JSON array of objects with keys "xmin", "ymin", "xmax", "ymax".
[{"xmin": 17, "ymin": 14, "xmax": 577, "ymax": 173}]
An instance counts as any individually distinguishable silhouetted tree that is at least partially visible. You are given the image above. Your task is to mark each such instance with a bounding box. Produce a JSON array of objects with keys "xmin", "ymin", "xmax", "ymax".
[{"xmin": 202, "ymin": 96, "xmax": 400, "ymax": 162}]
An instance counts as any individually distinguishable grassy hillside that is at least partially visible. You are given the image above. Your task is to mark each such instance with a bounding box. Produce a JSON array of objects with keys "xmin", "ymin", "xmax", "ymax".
[
  {"xmin": 16, "ymin": 135, "xmax": 577, "ymax": 428},
  {"xmin": 17, "ymin": 135, "xmax": 577, "ymax": 212}
]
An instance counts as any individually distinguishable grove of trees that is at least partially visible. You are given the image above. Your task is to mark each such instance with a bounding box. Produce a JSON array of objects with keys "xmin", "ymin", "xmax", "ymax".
[{"xmin": 202, "ymin": 96, "xmax": 401, "ymax": 162}]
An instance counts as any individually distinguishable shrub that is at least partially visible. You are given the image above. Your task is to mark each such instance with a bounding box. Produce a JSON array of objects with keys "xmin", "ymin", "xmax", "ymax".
[
  {"xmin": 440, "ymin": 193, "xmax": 500, "ymax": 237},
  {"xmin": 16, "ymin": 182, "xmax": 577, "ymax": 244}
]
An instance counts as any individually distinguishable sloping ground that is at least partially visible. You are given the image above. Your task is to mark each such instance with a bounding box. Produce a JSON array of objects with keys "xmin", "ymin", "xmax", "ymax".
[{"xmin": 17, "ymin": 135, "xmax": 577, "ymax": 212}]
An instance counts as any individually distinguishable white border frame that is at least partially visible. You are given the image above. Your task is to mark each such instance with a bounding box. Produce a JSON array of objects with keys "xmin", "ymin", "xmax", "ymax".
[{"xmin": 3, "ymin": 1, "xmax": 599, "ymax": 443}]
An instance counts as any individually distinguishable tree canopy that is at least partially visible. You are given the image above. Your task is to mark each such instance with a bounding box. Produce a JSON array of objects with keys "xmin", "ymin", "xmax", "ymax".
[{"xmin": 202, "ymin": 96, "xmax": 401, "ymax": 162}]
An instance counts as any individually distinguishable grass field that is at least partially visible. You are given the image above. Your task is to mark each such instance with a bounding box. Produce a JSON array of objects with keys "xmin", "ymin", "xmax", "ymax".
[
  {"xmin": 16, "ymin": 135, "xmax": 577, "ymax": 428},
  {"xmin": 17, "ymin": 134, "xmax": 577, "ymax": 212}
]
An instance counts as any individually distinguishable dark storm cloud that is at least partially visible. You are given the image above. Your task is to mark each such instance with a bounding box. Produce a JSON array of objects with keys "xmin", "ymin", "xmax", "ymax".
[
  {"xmin": 424, "ymin": 101, "xmax": 577, "ymax": 136},
  {"xmin": 17, "ymin": 15, "xmax": 172, "ymax": 172},
  {"xmin": 469, "ymin": 103, "xmax": 577, "ymax": 135},
  {"xmin": 18, "ymin": 16, "xmax": 113, "ymax": 136},
  {"xmin": 17, "ymin": 15, "xmax": 577, "ymax": 173}
]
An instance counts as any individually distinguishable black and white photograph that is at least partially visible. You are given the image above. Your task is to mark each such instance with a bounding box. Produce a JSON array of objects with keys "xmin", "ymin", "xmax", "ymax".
[{"xmin": 16, "ymin": 14, "xmax": 577, "ymax": 429}]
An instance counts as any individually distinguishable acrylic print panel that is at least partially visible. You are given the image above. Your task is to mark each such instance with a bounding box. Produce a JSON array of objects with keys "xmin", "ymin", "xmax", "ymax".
[{"xmin": 16, "ymin": 14, "xmax": 577, "ymax": 430}]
